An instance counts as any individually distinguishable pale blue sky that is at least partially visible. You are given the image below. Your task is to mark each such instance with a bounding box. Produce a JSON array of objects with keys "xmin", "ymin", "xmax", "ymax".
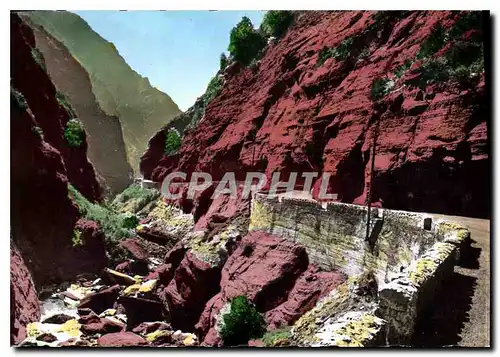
[{"xmin": 74, "ymin": 11, "xmax": 265, "ymax": 111}]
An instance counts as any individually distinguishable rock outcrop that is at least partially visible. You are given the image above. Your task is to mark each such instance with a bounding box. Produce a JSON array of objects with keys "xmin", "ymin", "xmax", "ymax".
[
  {"xmin": 10, "ymin": 243, "xmax": 40, "ymax": 345},
  {"xmin": 24, "ymin": 10, "xmax": 182, "ymax": 175},
  {"xmin": 195, "ymin": 231, "xmax": 346, "ymax": 346},
  {"xmin": 142, "ymin": 11, "xmax": 489, "ymax": 219}
]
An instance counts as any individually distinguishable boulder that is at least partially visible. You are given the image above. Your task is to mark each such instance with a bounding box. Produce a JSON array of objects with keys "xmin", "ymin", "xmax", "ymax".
[
  {"xmin": 132, "ymin": 321, "xmax": 172, "ymax": 335},
  {"xmin": 118, "ymin": 296, "xmax": 166, "ymax": 330},
  {"xmin": 97, "ymin": 332, "xmax": 147, "ymax": 347},
  {"xmin": 42, "ymin": 313, "xmax": 75, "ymax": 324},
  {"xmin": 78, "ymin": 284, "xmax": 120, "ymax": 314},
  {"xmin": 157, "ymin": 251, "xmax": 221, "ymax": 331},
  {"xmin": 119, "ymin": 238, "xmax": 147, "ymax": 261},
  {"xmin": 80, "ymin": 317, "xmax": 125, "ymax": 335},
  {"xmin": 102, "ymin": 268, "xmax": 138, "ymax": 286}
]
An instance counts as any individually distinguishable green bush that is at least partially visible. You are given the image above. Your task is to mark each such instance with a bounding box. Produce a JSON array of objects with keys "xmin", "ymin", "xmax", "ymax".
[
  {"xmin": 419, "ymin": 58, "xmax": 450, "ymax": 83},
  {"xmin": 164, "ymin": 128, "xmax": 182, "ymax": 156},
  {"xmin": 262, "ymin": 327, "xmax": 292, "ymax": 347},
  {"xmin": 394, "ymin": 61, "xmax": 412, "ymax": 78},
  {"xmin": 445, "ymin": 40, "xmax": 483, "ymax": 69},
  {"xmin": 260, "ymin": 11, "xmax": 294, "ymax": 38},
  {"xmin": 64, "ymin": 119, "xmax": 85, "ymax": 147},
  {"xmin": 228, "ymin": 16, "xmax": 266, "ymax": 66},
  {"xmin": 220, "ymin": 296, "xmax": 266, "ymax": 346},
  {"xmin": 417, "ymin": 24, "xmax": 446, "ymax": 59},
  {"xmin": 121, "ymin": 212, "xmax": 139, "ymax": 229},
  {"xmin": 11, "ymin": 87, "xmax": 28, "ymax": 114},
  {"xmin": 204, "ymin": 75, "xmax": 223, "ymax": 105},
  {"xmin": 68, "ymin": 184, "xmax": 134, "ymax": 263},
  {"xmin": 317, "ymin": 37, "xmax": 355, "ymax": 66},
  {"xmin": 371, "ymin": 77, "xmax": 391, "ymax": 101},
  {"xmin": 112, "ymin": 183, "xmax": 160, "ymax": 214},
  {"xmin": 448, "ymin": 11, "xmax": 483, "ymax": 40},
  {"xmin": 220, "ymin": 53, "xmax": 229, "ymax": 71},
  {"xmin": 31, "ymin": 48, "xmax": 47, "ymax": 71},
  {"xmin": 56, "ymin": 90, "xmax": 77, "ymax": 118}
]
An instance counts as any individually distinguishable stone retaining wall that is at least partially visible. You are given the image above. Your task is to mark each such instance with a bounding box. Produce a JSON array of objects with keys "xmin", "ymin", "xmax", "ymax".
[{"xmin": 250, "ymin": 194, "xmax": 471, "ymax": 346}]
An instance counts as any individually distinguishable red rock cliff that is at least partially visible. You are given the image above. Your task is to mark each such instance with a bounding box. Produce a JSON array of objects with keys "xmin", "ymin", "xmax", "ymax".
[
  {"xmin": 142, "ymin": 11, "xmax": 489, "ymax": 219},
  {"xmin": 11, "ymin": 12, "xmax": 106, "ymax": 287}
]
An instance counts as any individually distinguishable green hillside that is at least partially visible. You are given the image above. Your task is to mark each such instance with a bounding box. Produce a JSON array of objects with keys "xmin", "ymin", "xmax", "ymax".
[{"xmin": 25, "ymin": 10, "xmax": 182, "ymax": 174}]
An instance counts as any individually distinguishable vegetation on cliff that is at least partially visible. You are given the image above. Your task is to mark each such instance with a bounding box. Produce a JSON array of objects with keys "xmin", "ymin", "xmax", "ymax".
[
  {"xmin": 219, "ymin": 296, "xmax": 266, "ymax": 346},
  {"xmin": 68, "ymin": 184, "xmax": 137, "ymax": 262}
]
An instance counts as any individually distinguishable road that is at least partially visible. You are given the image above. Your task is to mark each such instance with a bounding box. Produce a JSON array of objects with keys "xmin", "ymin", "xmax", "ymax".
[{"xmin": 413, "ymin": 214, "xmax": 490, "ymax": 347}]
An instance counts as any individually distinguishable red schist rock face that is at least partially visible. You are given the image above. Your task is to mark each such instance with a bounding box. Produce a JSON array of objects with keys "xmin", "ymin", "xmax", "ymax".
[
  {"xmin": 10, "ymin": 244, "xmax": 40, "ymax": 345},
  {"xmin": 11, "ymin": 13, "xmax": 106, "ymax": 288},
  {"xmin": 195, "ymin": 231, "xmax": 346, "ymax": 346},
  {"xmin": 142, "ymin": 11, "xmax": 489, "ymax": 219}
]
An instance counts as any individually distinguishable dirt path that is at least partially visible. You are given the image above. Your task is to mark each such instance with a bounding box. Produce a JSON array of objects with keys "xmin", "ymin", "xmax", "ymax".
[{"xmin": 412, "ymin": 214, "xmax": 490, "ymax": 347}]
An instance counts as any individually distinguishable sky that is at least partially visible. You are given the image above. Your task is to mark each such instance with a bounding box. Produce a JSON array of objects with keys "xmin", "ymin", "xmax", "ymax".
[{"xmin": 74, "ymin": 10, "xmax": 265, "ymax": 111}]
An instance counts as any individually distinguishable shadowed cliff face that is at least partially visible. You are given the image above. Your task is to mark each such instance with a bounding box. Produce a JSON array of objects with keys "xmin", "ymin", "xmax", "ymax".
[
  {"xmin": 26, "ymin": 19, "xmax": 134, "ymax": 196},
  {"xmin": 24, "ymin": 10, "xmax": 182, "ymax": 175},
  {"xmin": 142, "ymin": 10, "xmax": 489, "ymax": 219},
  {"xmin": 10, "ymin": 12, "xmax": 107, "ymax": 293}
]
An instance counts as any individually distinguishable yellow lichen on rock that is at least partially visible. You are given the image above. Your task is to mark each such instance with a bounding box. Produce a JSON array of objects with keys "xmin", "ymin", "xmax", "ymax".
[
  {"xmin": 56, "ymin": 319, "xmax": 81, "ymax": 337},
  {"xmin": 183, "ymin": 333, "xmax": 198, "ymax": 346},
  {"xmin": 139, "ymin": 279, "xmax": 157, "ymax": 293},
  {"xmin": 145, "ymin": 329, "xmax": 172, "ymax": 342},
  {"xmin": 123, "ymin": 283, "xmax": 141, "ymax": 296},
  {"xmin": 249, "ymin": 200, "xmax": 273, "ymax": 231}
]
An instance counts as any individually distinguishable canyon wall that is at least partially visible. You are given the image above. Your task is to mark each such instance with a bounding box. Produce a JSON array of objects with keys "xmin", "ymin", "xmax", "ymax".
[
  {"xmin": 142, "ymin": 11, "xmax": 489, "ymax": 220},
  {"xmin": 11, "ymin": 13, "xmax": 109, "ymax": 340},
  {"xmin": 25, "ymin": 19, "xmax": 134, "ymax": 196},
  {"xmin": 25, "ymin": 10, "xmax": 182, "ymax": 175}
]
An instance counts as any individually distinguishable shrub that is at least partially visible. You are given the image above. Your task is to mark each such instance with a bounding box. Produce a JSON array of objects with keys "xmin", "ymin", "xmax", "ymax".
[
  {"xmin": 164, "ymin": 128, "xmax": 182, "ymax": 156},
  {"xmin": 11, "ymin": 87, "xmax": 28, "ymax": 114},
  {"xmin": 204, "ymin": 75, "xmax": 223, "ymax": 106},
  {"xmin": 64, "ymin": 119, "xmax": 85, "ymax": 148},
  {"xmin": 317, "ymin": 37, "xmax": 355, "ymax": 66},
  {"xmin": 418, "ymin": 58, "xmax": 450, "ymax": 84},
  {"xmin": 371, "ymin": 77, "xmax": 391, "ymax": 100},
  {"xmin": 112, "ymin": 183, "xmax": 160, "ymax": 214},
  {"xmin": 72, "ymin": 229, "xmax": 83, "ymax": 247},
  {"xmin": 68, "ymin": 184, "xmax": 134, "ymax": 263},
  {"xmin": 56, "ymin": 91, "xmax": 76, "ymax": 118},
  {"xmin": 219, "ymin": 296, "xmax": 266, "ymax": 346},
  {"xmin": 121, "ymin": 212, "xmax": 139, "ymax": 229},
  {"xmin": 417, "ymin": 24, "xmax": 446, "ymax": 59},
  {"xmin": 31, "ymin": 48, "xmax": 46, "ymax": 71},
  {"xmin": 448, "ymin": 11, "xmax": 483, "ymax": 40},
  {"xmin": 220, "ymin": 53, "xmax": 229, "ymax": 71},
  {"xmin": 260, "ymin": 10, "xmax": 294, "ymax": 39},
  {"xmin": 228, "ymin": 16, "xmax": 266, "ymax": 66},
  {"xmin": 394, "ymin": 61, "xmax": 412, "ymax": 78},
  {"xmin": 445, "ymin": 40, "xmax": 483, "ymax": 69},
  {"xmin": 262, "ymin": 327, "xmax": 292, "ymax": 347}
]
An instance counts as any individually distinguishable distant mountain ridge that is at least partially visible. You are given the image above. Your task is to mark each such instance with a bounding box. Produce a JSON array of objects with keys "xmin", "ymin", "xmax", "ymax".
[{"xmin": 24, "ymin": 10, "xmax": 182, "ymax": 175}]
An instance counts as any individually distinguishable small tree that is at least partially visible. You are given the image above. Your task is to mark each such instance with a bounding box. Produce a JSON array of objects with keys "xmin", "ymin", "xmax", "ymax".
[
  {"xmin": 220, "ymin": 53, "xmax": 229, "ymax": 71},
  {"xmin": 219, "ymin": 296, "xmax": 266, "ymax": 346},
  {"xmin": 164, "ymin": 128, "xmax": 181, "ymax": 156},
  {"xmin": 260, "ymin": 11, "xmax": 294, "ymax": 38},
  {"xmin": 228, "ymin": 16, "xmax": 266, "ymax": 66},
  {"xmin": 64, "ymin": 119, "xmax": 85, "ymax": 147}
]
